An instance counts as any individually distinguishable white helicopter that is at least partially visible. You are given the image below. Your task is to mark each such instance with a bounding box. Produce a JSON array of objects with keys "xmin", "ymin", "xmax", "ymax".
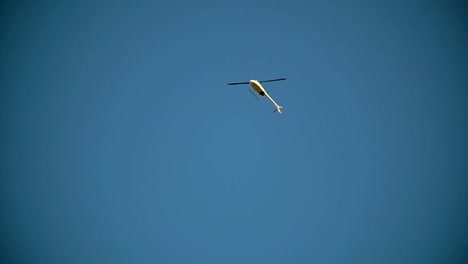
[{"xmin": 228, "ymin": 77, "xmax": 286, "ymax": 113}]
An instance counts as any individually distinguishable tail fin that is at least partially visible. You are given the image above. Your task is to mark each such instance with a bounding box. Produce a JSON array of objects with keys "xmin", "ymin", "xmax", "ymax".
[{"xmin": 273, "ymin": 106, "xmax": 283, "ymax": 114}]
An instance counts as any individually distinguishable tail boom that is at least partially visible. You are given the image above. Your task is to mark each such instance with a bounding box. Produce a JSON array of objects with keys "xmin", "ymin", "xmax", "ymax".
[{"xmin": 265, "ymin": 93, "xmax": 283, "ymax": 114}]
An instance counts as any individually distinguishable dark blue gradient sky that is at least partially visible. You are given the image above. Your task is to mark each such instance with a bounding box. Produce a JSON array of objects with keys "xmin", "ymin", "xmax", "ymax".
[{"xmin": 1, "ymin": 1, "xmax": 467, "ymax": 263}]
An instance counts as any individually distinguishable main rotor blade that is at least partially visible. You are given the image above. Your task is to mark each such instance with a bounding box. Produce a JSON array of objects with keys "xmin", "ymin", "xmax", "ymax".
[
  {"xmin": 259, "ymin": 78, "xmax": 287, "ymax": 83},
  {"xmin": 248, "ymin": 88, "xmax": 260, "ymax": 100},
  {"xmin": 227, "ymin": 81, "xmax": 249, "ymax": 85}
]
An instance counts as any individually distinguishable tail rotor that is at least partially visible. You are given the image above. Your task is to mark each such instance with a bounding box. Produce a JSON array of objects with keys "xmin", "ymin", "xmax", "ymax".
[{"xmin": 274, "ymin": 106, "xmax": 283, "ymax": 114}]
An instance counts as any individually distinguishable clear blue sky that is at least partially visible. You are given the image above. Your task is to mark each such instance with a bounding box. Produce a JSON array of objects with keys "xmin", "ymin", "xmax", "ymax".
[{"xmin": 1, "ymin": 1, "xmax": 467, "ymax": 263}]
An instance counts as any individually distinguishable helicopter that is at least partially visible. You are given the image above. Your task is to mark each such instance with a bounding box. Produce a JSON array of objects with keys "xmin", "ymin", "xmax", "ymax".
[{"xmin": 227, "ymin": 78, "xmax": 286, "ymax": 113}]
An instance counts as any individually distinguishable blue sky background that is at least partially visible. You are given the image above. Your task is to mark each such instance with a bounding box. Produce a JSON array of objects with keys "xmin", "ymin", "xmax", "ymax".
[{"xmin": 1, "ymin": 1, "xmax": 467, "ymax": 263}]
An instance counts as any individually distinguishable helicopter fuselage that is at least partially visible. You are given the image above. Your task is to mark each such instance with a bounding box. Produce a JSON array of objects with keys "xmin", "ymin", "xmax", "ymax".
[
  {"xmin": 249, "ymin": 80, "xmax": 266, "ymax": 96},
  {"xmin": 248, "ymin": 80, "xmax": 282, "ymax": 113}
]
